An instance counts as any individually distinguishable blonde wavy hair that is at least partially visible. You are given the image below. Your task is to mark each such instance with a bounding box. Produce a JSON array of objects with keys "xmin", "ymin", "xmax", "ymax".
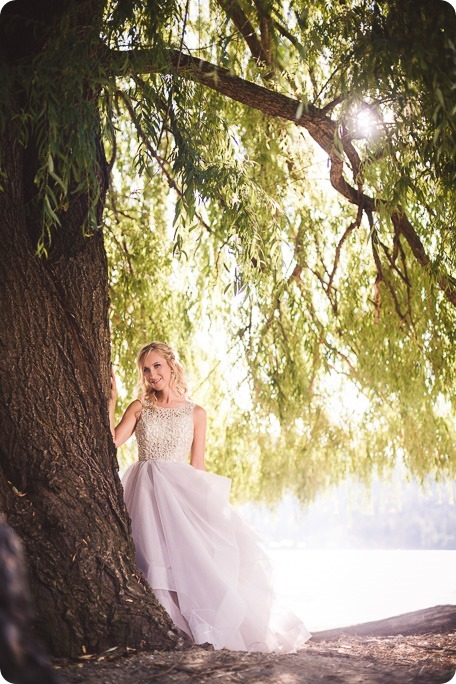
[{"xmin": 136, "ymin": 341, "xmax": 188, "ymax": 406}]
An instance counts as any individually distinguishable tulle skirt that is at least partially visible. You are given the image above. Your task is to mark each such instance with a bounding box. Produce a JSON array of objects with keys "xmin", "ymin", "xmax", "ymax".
[{"xmin": 122, "ymin": 460, "xmax": 311, "ymax": 652}]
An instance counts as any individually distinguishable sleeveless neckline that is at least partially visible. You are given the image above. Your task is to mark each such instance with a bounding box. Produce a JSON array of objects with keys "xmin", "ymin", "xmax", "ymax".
[
  {"xmin": 135, "ymin": 401, "xmax": 195, "ymax": 463},
  {"xmin": 152, "ymin": 403, "xmax": 194, "ymax": 411},
  {"xmin": 142, "ymin": 401, "xmax": 195, "ymax": 412}
]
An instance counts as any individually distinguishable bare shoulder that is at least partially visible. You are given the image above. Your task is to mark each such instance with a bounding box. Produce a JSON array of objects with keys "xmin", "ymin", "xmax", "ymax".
[
  {"xmin": 125, "ymin": 399, "xmax": 143, "ymax": 419},
  {"xmin": 192, "ymin": 404, "xmax": 206, "ymax": 421}
]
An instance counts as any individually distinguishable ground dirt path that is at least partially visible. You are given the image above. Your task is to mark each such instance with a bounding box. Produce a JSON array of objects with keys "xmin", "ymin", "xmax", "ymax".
[{"xmin": 55, "ymin": 606, "xmax": 456, "ymax": 683}]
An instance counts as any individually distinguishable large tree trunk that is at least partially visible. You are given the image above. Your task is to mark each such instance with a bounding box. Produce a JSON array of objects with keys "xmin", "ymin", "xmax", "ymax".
[{"xmin": 0, "ymin": 0, "xmax": 180, "ymax": 658}]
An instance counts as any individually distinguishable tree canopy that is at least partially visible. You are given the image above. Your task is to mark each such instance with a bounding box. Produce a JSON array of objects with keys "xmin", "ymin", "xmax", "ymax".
[{"xmin": 3, "ymin": 0, "xmax": 456, "ymax": 504}]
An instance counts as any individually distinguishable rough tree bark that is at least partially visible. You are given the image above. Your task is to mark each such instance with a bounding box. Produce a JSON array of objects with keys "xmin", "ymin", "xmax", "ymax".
[
  {"xmin": 0, "ymin": 515, "xmax": 59, "ymax": 683},
  {"xmin": 0, "ymin": 0, "xmax": 180, "ymax": 659}
]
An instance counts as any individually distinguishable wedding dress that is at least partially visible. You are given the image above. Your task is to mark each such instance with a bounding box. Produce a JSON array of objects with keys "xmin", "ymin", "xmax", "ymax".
[{"xmin": 121, "ymin": 401, "xmax": 311, "ymax": 652}]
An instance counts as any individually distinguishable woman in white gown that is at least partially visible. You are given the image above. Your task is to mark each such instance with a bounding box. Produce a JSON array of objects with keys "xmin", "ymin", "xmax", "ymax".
[{"xmin": 109, "ymin": 341, "xmax": 311, "ymax": 652}]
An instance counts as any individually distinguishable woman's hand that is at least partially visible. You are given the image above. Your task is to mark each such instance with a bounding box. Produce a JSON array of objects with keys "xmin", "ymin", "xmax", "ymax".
[
  {"xmin": 109, "ymin": 369, "xmax": 117, "ymax": 408},
  {"xmin": 109, "ymin": 369, "xmax": 117, "ymax": 441}
]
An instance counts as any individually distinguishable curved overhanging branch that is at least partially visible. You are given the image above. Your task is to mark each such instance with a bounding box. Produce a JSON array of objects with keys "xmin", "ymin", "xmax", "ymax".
[
  {"xmin": 110, "ymin": 47, "xmax": 456, "ymax": 309},
  {"xmin": 115, "ymin": 48, "xmax": 327, "ymax": 136}
]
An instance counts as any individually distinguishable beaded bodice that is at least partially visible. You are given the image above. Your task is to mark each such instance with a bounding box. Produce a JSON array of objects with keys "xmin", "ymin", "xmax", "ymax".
[{"xmin": 135, "ymin": 403, "xmax": 195, "ymax": 463}]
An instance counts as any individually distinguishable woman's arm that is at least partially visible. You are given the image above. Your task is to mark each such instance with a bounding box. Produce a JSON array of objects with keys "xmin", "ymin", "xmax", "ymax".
[
  {"xmin": 113, "ymin": 400, "xmax": 142, "ymax": 448},
  {"xmin": 109, "ymin": 371, "xmax": 142, "ymax": 448},
  {"xmin": 190, "ymin": 405, "xmax": 206, "ymax": 470}
]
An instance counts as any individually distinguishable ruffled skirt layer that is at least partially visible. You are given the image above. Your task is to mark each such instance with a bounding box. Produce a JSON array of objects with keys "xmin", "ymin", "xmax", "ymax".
[{"xmin": 122, "ymin": 460, "xmax": 311, "ymax": 652}]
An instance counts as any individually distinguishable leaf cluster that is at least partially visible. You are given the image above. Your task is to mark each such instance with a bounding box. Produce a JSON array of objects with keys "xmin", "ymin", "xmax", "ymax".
[{"xmin": 2, "ymin": 0, "xmax": 456, "ymax": 503}]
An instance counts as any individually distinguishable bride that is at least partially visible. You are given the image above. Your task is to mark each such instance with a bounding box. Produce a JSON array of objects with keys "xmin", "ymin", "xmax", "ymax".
[{"xmin": 109, "ymin": 341, "xmax": 311, "ymax": 652}]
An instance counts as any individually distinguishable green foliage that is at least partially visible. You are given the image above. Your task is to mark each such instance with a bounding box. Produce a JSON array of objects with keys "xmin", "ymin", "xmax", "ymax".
[
  {"xmin": 2, "ymin": 0, "xmax": 456, "ymax": 502},
  {"xmin": 0, "ymin": 9, "xmax": 113, "ymax": 253},
  {"xmin": 106, "ymin": 0, "xmax": 456, "ymax": 502}
]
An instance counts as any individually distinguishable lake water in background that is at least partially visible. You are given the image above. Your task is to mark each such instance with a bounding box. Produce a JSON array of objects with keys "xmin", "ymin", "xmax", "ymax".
[{"xmin": 268, "ymin": 548, "xmax": 456, "ymax": 632}]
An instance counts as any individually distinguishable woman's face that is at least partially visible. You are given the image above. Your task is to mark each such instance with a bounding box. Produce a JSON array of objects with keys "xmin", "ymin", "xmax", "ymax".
[{"xmin": 142, "ymin": 350, "xmax": 172, "ymax": 392}]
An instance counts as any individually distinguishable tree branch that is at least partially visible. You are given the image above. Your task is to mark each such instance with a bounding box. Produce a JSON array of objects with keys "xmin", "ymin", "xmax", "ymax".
[
  {"xmin": 117, "ymin": 47, "xmax": 324, "ymax": 128},
  {"xmin": 216, "ymin": 0, "xmax": 271, "ymax": 70},
  {"xmin": 273, "ymin": 18, "xmax": 306, "ymax": 59},
  {"xmin": 392, "ymin": 209, "xmax": 456, "ymax": 307},
  {"xmin": 109, "ymin": 47, "xmax": 456, "ymax": 309},
  {"xmin": 252, "ymin": 0, "xmax": 274, "ymax": 68},
  {"xmin": 326, "ymin": 199, "xmax": 364, "ymax": 299},
  {"xmin": 372, "ymin": 230, "xmax": 408, "ymax": 324}
]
